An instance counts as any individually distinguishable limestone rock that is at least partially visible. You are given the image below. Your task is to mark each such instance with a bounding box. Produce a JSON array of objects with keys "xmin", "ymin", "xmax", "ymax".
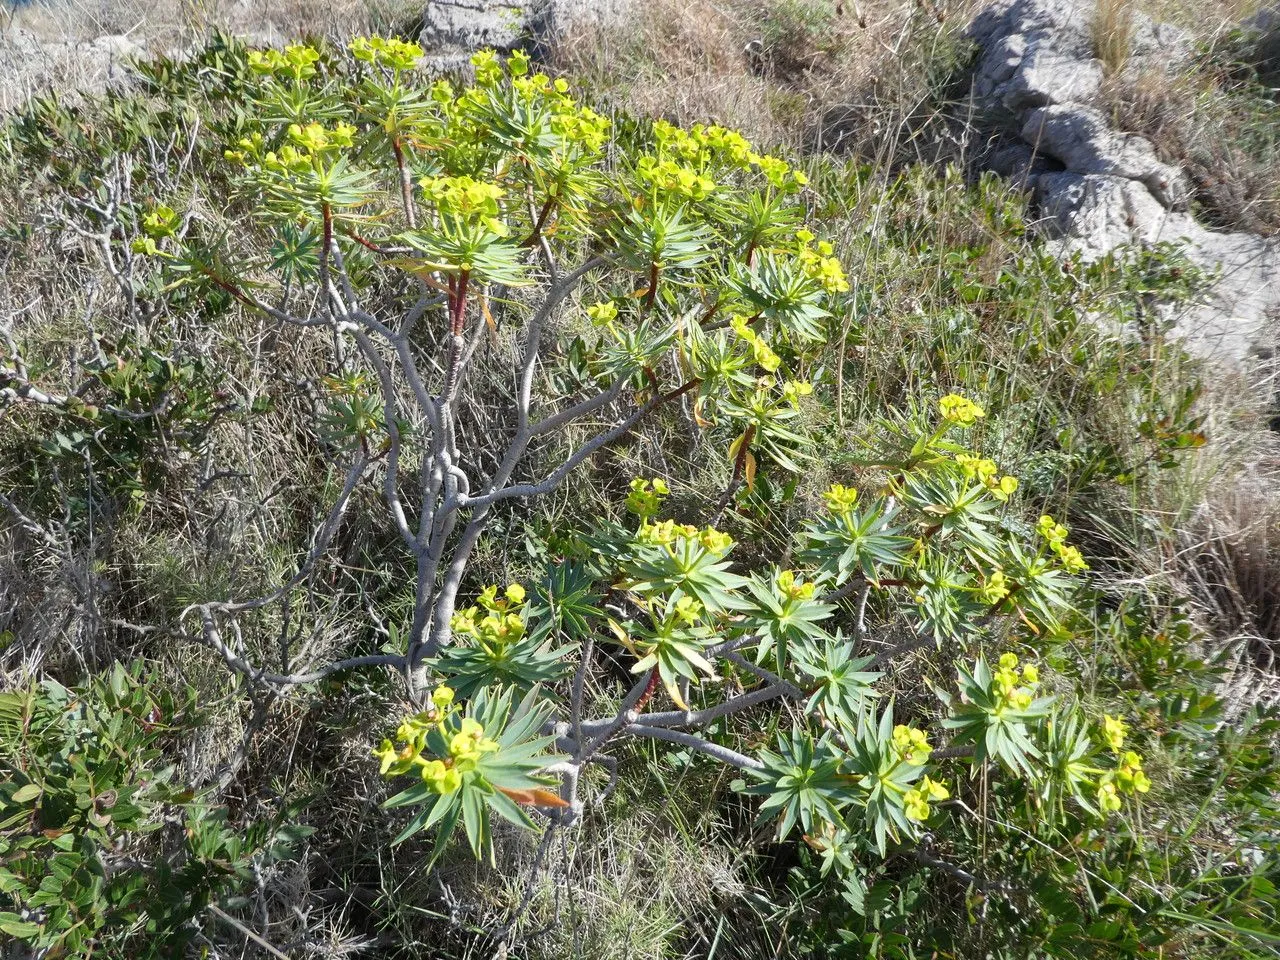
[
  {"xmin": 1021, "ymin": 105, "xmax": 1187, "ymax": 208},
  {"xmin": 419, "ymin": 0, "xmax": 631, "ymax": 54},
  {"xmin": 1035, "ymin": 173, "xmax": 1280, "ymax": 361},
  {"xmin": 966, "ymin": 0, "xmax": 1276, "ymax": 362},
  {"xmin": 0, "ymin": 28, "xmax": 142, "ymax": 112}
]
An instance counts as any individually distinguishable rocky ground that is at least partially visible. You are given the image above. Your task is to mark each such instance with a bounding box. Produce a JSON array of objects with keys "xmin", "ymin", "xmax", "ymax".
[
  {"xmin": 3, "ymin": 0, "xmax": 1278, "ymax": 361},
  {"xmin": 970, "ymin": 0, "xmax": 1280, "ymax": 362}
]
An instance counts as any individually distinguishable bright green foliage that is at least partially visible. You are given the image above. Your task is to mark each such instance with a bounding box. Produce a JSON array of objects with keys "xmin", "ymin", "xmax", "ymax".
[
  {"xmin": 378, "ymin": 685, "xmax": 562, "ymax": 862},
  {"xmin": 0, "ymin": 665, "xmax": 305, "ymax": 957},
  {"xmin": 938, "ymin": 652, "xmax": 1055, "ymax": 777}
]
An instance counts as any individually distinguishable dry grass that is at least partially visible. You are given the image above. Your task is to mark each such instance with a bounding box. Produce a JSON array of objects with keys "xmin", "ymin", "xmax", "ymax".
[
  {"xmin": 6, "ymin": 0, "xmax": 419, "ymax": 47},
  {"xmin": 1093, "ymin": 0, "xmax": 1136, "ymax": 75}
]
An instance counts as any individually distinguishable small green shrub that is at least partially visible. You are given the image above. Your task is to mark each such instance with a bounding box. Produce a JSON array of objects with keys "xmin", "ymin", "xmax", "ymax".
[{"xmin": 0, "ymin": 663, "xmax": 308, "ymax": 956}]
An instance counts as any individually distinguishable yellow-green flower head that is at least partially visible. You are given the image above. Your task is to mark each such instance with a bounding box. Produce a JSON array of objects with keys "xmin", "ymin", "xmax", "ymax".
[
  {"xmin": 698, "ymin": 526, "xmax": 734, "ymax": 553},
  {"xmin": 751, "ymin": 152, "xmax": 794, "ymax": 190},
  {"xmin": 939, "ymin": 393, "xmax": 986, "ymax": 427},
  {"xmin": 920, "ymin": 775, "xmax": 950, "ymax": 801},
  {"xmin": 420, "ymin": 759, "xmax": 463, "ymax": 794},
  {"xmin": 636, "ymin": 519, "xmax": 698, "ymax": 548},
  {"xmin": 955, "ymin": 453, "xmax": 996, "ymax": 482},
  {"xmin": 999, "ymin": 652, "xmax": 1019, "ymax": 671},
  {"xmin": 373, "ymin": 738, "xmax": 398, "ymax": 775},
  {"xmin": 782, "ymin": 380, "xmax": 814, "ymax": 407},
  {"xmin": 673, "ymin": 595, "xmax": 703, "ymax": 625},
  {"xmin": 625, "ymin": 477, "xmax": 670, "ymax": 519},
  {"xmin": 587, "ymin": 300, "xmax": 619, "ymax": 325},
  {"xmin": 451, "ymin": 607, "xmax": 479, "ymax": 636},
  {"xmin": 635, "ymin": 154, "xmax": 718, "ymax": 200},
  {"xmin": 989, "ymin": 474, "xmax": 1019, "ymax": 502},
  {"xmin": 892, "ymin": 724, "xmax": 933, "ymax": 765},
  {"xmin": 142, "ymin": 204, "xmax": 178, "ymax": 238},
  {"xmin": 978, "ymin": 569, "xmax": 1010, "ymax": 605},
  {"xmin": 131, "ymin": 237, "xmax": 160, "ymax": 257},
  {"xmin": 752, "ymin": 340, "xmax": 781, "ymax": 372},
  {"xmin": 471, "ymin": 49, "xmax": 503, "ymax": 86},
  {"xmin": 1115, "ymin": 751, "xmax": 1150, "ymax": 794},
  {"xmin": 431, "ymin": 685, "xmax": 456, "ymax": 710},
  {"xmin": 248, "ymin": 49, "xmax": 287, "ymax": 75},
  {"xmin": 903, "ymin": 788, "xmax": 931, "ymax": 822},
  {"xmin": 776, "ymin": 569, "xmax": 815, "ymax": 601},
  {"xmin": 505, "ymin": 583, "xmax": 526, "ymax": 605},
  {"xmin": 822, "ymin": 483, "xmax": 860, "ymax": 515},
  {"xmin": 1097, "ymin": 780, "xmax": 1123, "ymax": 813},
  {"xmin": 350, "ymin": 36, "xmax": 423, "ymax": 70},
  {"xmin": 1021, "ymin": 664, "xmax": 1039, "ymax": 685},
  {"xmin": 1037, "ymin": 515, "xmax": 1069, "ymax": 543},
  {"xmin": 1055, "ymin": 543, "xmax": 1088, "ymax": 573},
  {"xmin": 507, "ymin": 49, "xmax": 531, "ymax": 76},
  {"xmin": 1102, "ymin": 714, "xmax": 1128, "ymax": 752}
]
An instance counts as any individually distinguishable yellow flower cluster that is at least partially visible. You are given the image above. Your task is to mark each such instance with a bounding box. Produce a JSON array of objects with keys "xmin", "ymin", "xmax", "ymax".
[
  {"xmin": 469, "ymin": 52, "xmax": 608, "ymax": 153},
  {"xmin": 892, "ymin": 724, "xmax": 933, "ymax": 765},
  {"xmin": 822, "ymin": 483, "xmax": 859, "ymax": 514},
  {"xmin": 938, "ymin": 393, "xmax": 986, "ymax": 427},
  {"xmin": 1102, "ymin": 713, "xmax": 1128, "ymax": 752},
  {"xmin": 289, "ymin": 121, "xmax": 356, "ymax": 154},
  {"xmin": 350, "ymin": 36, "xmax": 423, "ymax": 70},
  {"xmin": 994, "ymin": 652, "xmax": 1039, "ymax": 711},
  {"xmin": 372, "ymin": 685, "xmax": 499, "ymax": 793},
  {"xmin": 672, "ymin": 596, "xmax": 704, "ymax": 625},
  {"xmin": 635, "ymin": 155, "xmax": 717, "ymax": 200},
  {"xmin": 1097, "ymin": 748, "xmax": 1149, "ymax": 812},
  {"xmin": 418, "ymin": 174, "xmax": 508, "ymax": 234},
  {"xmin": 1037, "ymin": 514, "xmax": 1088, "ymax": 573},
  {"xmin": 470, "ymin": 49, "xmax": 505, "ymax": 86},
  {"xmin": 142, "ymin": 204, "xmax": 178, "ymax": 238},
  {"xmin": 776, "ymin": 569, "xmax": 816, "ymax": 601},
  {"xmin": 794, "ymin": 229, "xmax": 850, "ymax": 295},
  {"xmin": 248, "ymin": 44, "xmax": 320, "ymax": 81},
  {"xmin": 550, "ymin": 98, "xmax": 610, "ymax": 154},
  {"xmin": 730, "ymin": 315, "xmax": 781, "ymax": 372},
  {"xmin": 650, "ymin": 119, "xmax": 805, "ymax": 192},
  {"xmin": 451, "ymin": 582, "xmax": 528, "ymax": 652},
  {"xmin": 1115, "ymin": 750, "xmax": 1151, "ymax": 794},
  {"xmin": 625, "ymin": 477, "xmax": 670, "ymax": 519},
  {"xmin": 781, "ymin": 380, "xmax": 814, "ymax": 407},
  {"xmin": 977, "ymin": 568, "xmax": 1010, "ymax": 605},
  {"xmin": 586, "ymin": 301, "xmax": 619, "ymax": 327},
  {"xmin": 955, "ymin": 453, "xmax": 1019, "ymax": 502},
  {"xmin": 636, "ymin": 519, "xmax": 733, "ymax": 554},
  {"xmin": 903, "ymin": 775, "xmax": 950, "ymax": 822},
  {"xmin": 224, "ymin": 123, "xmax": 354, "ymax": 174}
]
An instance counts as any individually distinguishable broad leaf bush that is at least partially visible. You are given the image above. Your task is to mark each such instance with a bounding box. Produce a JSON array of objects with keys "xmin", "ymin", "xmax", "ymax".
[{"xmin": 0, "ymin": 30, "xmax": 1276, "ymax": 960}]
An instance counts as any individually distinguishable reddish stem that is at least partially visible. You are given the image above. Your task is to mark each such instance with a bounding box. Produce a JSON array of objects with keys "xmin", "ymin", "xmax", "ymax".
[
  {"xmin": 633, "ymin": 667, "xmax": 661, "ymax": 712},
  {"xmin": 522, "ymin": 195, "xmax": 558, "ymax": 247},
  {"xmin": 643, "ymin": 262, "xmax": 660, "ymax": 311},
  {"xmin": 450, "ymin": 270, "xmax": 470, "ymax": 336}
]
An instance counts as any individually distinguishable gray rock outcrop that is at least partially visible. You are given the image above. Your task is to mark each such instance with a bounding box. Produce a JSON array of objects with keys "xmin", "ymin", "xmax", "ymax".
[
  {"xmin": 419, "ymin": 0, "xmax": 631, "ymax": 54},
  {"xmin": 968, "ymin": 0, "xmax": 1280, "ymax": 362}
]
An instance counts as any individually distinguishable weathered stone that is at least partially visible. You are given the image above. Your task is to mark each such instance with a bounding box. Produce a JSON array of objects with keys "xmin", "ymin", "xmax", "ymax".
[
  {"xmin": 0, "ymin": 28, "xmax": 142, "ymax": 112},
  {"xmin": 1035, "ymin": 172, "xmax": 1280, "ymax": 361},
  {"xmin": 1021, "ymin": 105, "xmax": 1187, "ymax": 208},
  {"xmin": 418, "ymin": 0, "xmax": 632, "ymax": 54},
  {"xmin": 965, "ymin": 0, "xmax": 1277, "ymax": 362},
  {"xmin": 1000, "ymin": 46, "xmax": 1103, "ymax": 110}
]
